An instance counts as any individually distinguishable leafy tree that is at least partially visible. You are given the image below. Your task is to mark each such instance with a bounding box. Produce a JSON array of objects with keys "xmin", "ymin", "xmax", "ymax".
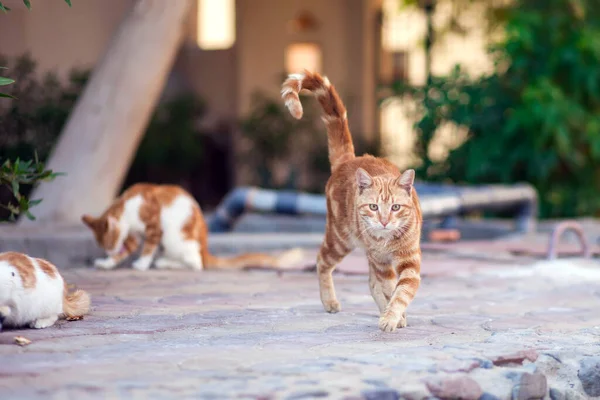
[{"xmin": 389, "ymin": 0, "xmax": 600, "ymax": 218}]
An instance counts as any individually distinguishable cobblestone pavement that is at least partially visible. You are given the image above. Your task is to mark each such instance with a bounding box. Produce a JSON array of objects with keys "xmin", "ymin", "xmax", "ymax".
[{"xmin": 1, "ymin": 250, "xmax": 600, "ymax": 399}]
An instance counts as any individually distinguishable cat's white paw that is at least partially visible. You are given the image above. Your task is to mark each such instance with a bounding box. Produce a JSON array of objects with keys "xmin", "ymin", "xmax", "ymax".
[
  {"xmin": 30, "ymin": 315, "xmax": 58, "ymax": 329},
  {"xmin": 0, "ymin": 305, "xmax": 11, "ymax": 323},
  {"xmin": 94, "ymin": 257, "xmax": 117, "ymax": 269},
  {"xmin": 132, "ymin": 257, "xmax": 152, "ymax": 271},
  {"xmin": 154, "ymin": 257, "xmax": 185, "ymax": 270}
]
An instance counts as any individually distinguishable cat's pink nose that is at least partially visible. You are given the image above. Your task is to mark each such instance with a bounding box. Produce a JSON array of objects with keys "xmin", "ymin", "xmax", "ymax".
[{"xmin": 381, "ymin": 221, "xmax": 388, "ymax": 227}]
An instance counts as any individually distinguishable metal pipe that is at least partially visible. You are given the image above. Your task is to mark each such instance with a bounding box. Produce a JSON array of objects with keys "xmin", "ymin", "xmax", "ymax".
[{"xmin": 207, "ymin": 183, "xmax": 538, "ymax": 234}]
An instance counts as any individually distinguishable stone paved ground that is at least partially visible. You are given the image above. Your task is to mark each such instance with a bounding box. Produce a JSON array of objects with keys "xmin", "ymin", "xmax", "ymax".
[{"xmin": 1, "ymin": 249, "xmax": 600, "ymax": 399}]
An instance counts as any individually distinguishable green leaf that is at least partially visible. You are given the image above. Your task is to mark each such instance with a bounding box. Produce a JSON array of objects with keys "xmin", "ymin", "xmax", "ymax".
[
  {"xmin": 11, "ymin": 180, "xmax": 19, "ymax": 198},
  {"xmin": 18, "ymin": 196, "xmax": 29, "ymax": 209},
  {"xmin": 25, "ymin": 211, "xmax": 35, "ymax": 221},
  {"xmin": 28, "ymin": 199, "xmax": 42, "ymax": 207},
  {"xmin": 22, "ymin": 0, "xmax": 31, "ymax": 10},
  {"xmin": 0, "ymin": 92, "xmax": 16, "ymax": 99},
  {"xmin": 0, "ymin": 2, "xmax": 10, "ymax": 12},
  {"xmin": 0, "ymin": 77, "xmax": 15, "ymax": 86},
  {"xmin": 64, "ymin": 0, "xmax": 72, "ymax": 6}
]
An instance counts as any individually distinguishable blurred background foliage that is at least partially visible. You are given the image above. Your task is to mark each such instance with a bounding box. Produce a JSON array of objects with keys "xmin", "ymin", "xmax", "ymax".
[{"xmin": 387, "ymin": 0, "xmax": 600, "ymax": 218}]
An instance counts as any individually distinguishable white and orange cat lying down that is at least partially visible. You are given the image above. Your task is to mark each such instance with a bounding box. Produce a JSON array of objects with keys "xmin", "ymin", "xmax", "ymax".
[
  {"xmin": 82, "ymin": 184, "xmax": 303, "ymax": 271},
  {"xmin": 0, "ymin": 252, "xmax": 90, "ymax": 329}
]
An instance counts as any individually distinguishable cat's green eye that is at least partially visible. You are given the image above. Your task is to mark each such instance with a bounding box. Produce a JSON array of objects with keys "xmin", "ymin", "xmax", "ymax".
[
  {"xmin": 391, "ymin": 204, "xmax": 401, "ymax": 211},
  {"xmin": 369, "ymin": 204, "xmax": 378, "ymax": 211}
]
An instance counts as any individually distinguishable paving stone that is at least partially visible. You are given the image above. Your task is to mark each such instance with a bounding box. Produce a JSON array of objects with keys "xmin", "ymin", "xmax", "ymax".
[
  {"xmin": 508, "ymin": 372, "xmax": 547, "ymax": 400},
  {"xmin": 549, "ymin": 388, "xmax": 565, "ymax": 400},
  {"xmin": 361, "ymin": 389, "xmax": 400, "ymax": 400},
  {"xmin": 425, "ymin": 375, "xmax": 483, "ymax": 399},
  {"xmin": 491, "ymin": 350, "xmax": 539, "ymax": 366},
  {"xmin": 286, "ymin": 390, "xmax": 329, "ymax": 399},
  {"xmin": 437, "ymin": 359, "xmax": 482, "ymax": 373},
  {"xmin": 479, "ymin": 394, "xmax": 501, "ymax": 400},
  {"xmin": 577, "ymin": 356, "xmax": 600, "ymax": 397}
]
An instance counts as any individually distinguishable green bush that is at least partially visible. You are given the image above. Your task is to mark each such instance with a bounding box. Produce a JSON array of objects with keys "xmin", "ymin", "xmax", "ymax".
[
  {"xmin": 240, "ymin": 91, "xmax": 320, "ymax": 189},
  {"xmin": 0, "ymin": 54, "xmax": 87, "ymax": 163},
  {"xmin": 0, "ymin": 0, "xmax": 73, "ymax": 221},
  {"xmin": 132, "ymin": 94, "xmax": 206, "ymax": 173},
  {"xmin": 390, "ymin": 0, "xmax": 600, "ymax": 218},
  {"xmin": 0, "ymin": 53, "xmax": 72, "ymax": 221}
]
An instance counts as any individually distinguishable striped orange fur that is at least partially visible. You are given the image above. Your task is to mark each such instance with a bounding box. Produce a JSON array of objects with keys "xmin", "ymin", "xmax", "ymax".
[{"xmin": 282, "ymin": 71, "xmax": 423, "ymax": 332}]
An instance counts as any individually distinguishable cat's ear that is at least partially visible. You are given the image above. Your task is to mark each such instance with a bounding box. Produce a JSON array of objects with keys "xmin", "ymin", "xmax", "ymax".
[
  {"xmin": 397, "ymin": 169, "xmax": 415, "ymax": 194},
  {"xmin": 356, "ymin": 168, "xmax": 373, "ymax": 192},
  {"xmin": 81, "ymin": 214, "xmax": 96, "ymax": 228}
]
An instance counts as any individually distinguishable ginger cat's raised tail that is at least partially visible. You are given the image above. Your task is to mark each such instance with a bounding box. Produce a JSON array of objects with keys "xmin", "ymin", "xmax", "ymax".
[{"xmin": 282, "ymin": 71, "xmax": 355, "ymax": 171}]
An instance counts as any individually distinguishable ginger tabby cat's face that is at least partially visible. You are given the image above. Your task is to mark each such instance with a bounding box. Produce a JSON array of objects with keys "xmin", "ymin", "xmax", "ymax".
[{"xmin": 355, "ymin": 168, "xmax": 416, "ymax": 238}]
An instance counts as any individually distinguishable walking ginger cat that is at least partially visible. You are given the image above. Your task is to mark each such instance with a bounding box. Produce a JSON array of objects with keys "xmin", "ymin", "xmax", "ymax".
[
  {"xmin": 82, "ymin": 184, "xmax": 303, "ymax": 271},
  {"xmin": 282, "ymin": 72, "xmax": 422, "ymax": 332}
]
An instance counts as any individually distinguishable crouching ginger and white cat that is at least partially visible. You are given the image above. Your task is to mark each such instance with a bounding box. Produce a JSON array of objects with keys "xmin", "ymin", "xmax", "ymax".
[
  {"xmin": 82, "ymin": 184, "xmax": 304, "ymax": 271},
  {"xmin": 0, "ymin": 252, "xmax": 90, "ymax": 329}
]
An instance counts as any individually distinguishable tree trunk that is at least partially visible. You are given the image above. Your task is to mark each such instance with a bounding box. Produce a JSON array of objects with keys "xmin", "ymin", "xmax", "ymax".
[{"xmin": 21, "ymin": 0, "xmax": 192, "ymax": 226}]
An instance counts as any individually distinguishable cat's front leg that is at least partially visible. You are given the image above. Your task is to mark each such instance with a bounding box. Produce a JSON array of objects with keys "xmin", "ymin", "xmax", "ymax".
[
  {"xmin": 132, "ymin": 256, "xmax": 154, "ymax": 271},
  {"xmin": 378, "ymin": 257, "xmax": 421, "ymax": 332},
  {"xmin": 132, "ymin": 224, "xmax": 161, "ymax": 271},
  {"xmin": 94, "ymin": 257, "xmax": 118, "ymax": 269},
  {"xmin": 368, "ymin": 260, "xmax": 396, "ymax": 313},
  {"xmin": 95, "ymin": 235, "xmax": 139, "ymax": 270},
  {"xmin": 316, "ymin": 230, "xmax": 352, "ymax": 313},
  {"xmin": 0, "ymin": 305, "xmax": 11, "ymax": 326}
]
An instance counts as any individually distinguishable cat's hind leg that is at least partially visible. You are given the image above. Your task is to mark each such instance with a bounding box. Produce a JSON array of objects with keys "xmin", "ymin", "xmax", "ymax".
[
  {"xmin": 180, "ymin": 241, "xmax": 203, "ymax": 270},
  {"xmin": 162, "ymin": 240, "xmax": 203, "ymax": 271}
]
